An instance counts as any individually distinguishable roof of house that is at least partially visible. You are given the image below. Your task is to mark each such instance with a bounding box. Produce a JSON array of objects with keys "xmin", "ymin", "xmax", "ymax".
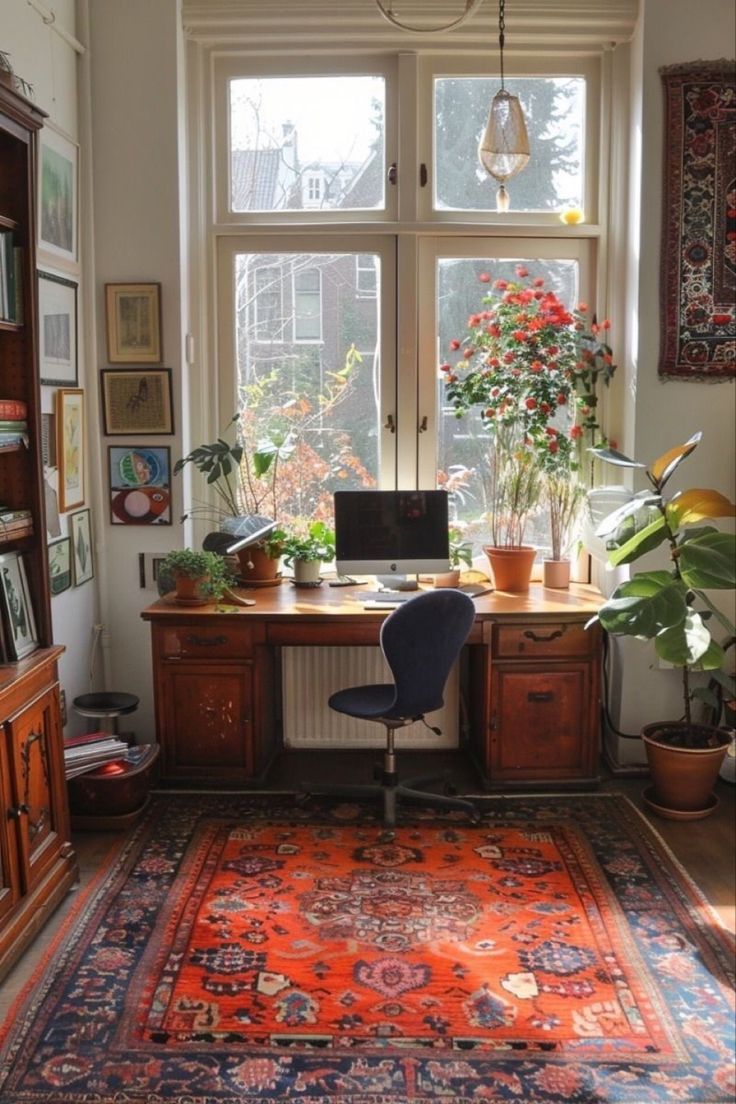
[{"xmin": 231, "ymin": 148, "xmax": 283, "ymax": 210}]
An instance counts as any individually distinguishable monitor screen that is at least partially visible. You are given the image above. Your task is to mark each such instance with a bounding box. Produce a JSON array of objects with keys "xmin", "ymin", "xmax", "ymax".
[{"xmin": 334, "ymin": 490, "xmax": 450, "ymax": 576}]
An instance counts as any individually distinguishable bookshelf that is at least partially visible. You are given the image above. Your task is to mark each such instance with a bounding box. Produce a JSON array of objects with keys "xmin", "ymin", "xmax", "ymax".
[{"xmin": 0, "ymin": 80, "xmax": 77, "ymax": 982}]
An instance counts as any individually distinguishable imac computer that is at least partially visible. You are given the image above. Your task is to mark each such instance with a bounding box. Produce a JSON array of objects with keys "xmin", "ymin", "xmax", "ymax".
[{"xmin": 334, "ymin": 490, "xmax": 450, "ymax": 579}]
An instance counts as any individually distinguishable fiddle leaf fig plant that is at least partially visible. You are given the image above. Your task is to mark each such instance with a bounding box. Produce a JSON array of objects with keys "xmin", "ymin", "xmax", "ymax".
[{"xmin": 588, "ymin": 432, "xmax": 736, "ymax": 728}]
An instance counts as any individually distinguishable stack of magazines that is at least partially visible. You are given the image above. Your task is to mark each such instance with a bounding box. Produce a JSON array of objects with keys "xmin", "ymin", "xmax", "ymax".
[{"xmin": 63, "ymin": 731, "xmax": 134, "ymax": 779}]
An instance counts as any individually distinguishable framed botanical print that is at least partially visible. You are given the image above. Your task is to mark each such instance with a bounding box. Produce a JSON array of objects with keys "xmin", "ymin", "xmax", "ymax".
[
  {"xmin": 0, "ymin": 551, "xmax": 38, "ymax": 660},
  {"xmin": 100, "ymin": 368, "xmax": 174, "ymax": 435},
  {"xmin": 38, "ymin": 271, "xmax": 78, "ymax": 385},
  {"xmin": 56, "ymin": 388, "xmax": 85, "ymax": 512},
  {"xmin": 37, "ymin": 123, "xmax": 78, "ymax": 267},
  {"xmin": 70, "ymin": 508, "xmax": 94, "ymax": 585},
  {"xmin": 48, "ymin": 537, "xmax": 72, "ymax": 595},
  {"xmin": 105, "ymin": 282, "xmax": 162, "ymax": 363}
]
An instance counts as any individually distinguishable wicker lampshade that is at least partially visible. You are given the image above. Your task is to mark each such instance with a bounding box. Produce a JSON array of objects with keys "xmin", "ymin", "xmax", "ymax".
[{"xmin": 478, "ymin": 0, "xmax": 530, "ymax": 211}]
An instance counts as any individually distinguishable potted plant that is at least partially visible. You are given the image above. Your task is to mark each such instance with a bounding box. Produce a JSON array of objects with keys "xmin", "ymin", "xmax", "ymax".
[
  {"xmin": 281, "ymin": 521, "xmax": 335, "ymax": 586},
  {"xmin": 444, "ymin": 266, "xmax": 615, "ymax": 591},
  {"xmin": 158, "ymin": 548, "xmax": 234, "ymax": 606},
  {"xmin": 543, "ymin": 470, "xmax": 586, "ymax": 588},
  {"xmin": 434, "ymin": 525, "xmax": 474, "ymax": 588},
  {"xmin": 174, "ymin": 414, "xmax": 293, "ymax": 583},
  {"xmin": 589, "ymin": 432, "xmax": 736, "ymax": 818}
]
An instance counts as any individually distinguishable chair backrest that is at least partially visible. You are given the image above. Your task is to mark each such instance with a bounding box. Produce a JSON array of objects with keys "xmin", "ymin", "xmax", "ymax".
[{"xmin": 379, "ymin": 589, "xmax": 476, "ymax": 718}]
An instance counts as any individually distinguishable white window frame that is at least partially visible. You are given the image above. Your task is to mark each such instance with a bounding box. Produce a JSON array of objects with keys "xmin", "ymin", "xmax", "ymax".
[
  {"xmin": 292, "ymin": 265, "xmax": 323, "ymax": 343},
  {"xmin": 212, "ymin": 55, "xmax": 399, "ymax": 226},
  {"xmin": 417, "ymin": 55, "xmax": 602, "ymax": 227},
  {"xmin": 355, "ymin": 253, "xmax": 378, "ymax": 298}
]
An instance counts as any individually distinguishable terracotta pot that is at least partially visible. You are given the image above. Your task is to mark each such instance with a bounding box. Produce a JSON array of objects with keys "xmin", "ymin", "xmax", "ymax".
[
  {"xmin": 433, "ymin": 568, "xmax": 461, "ymax": 588},
  {"xmin": 237, "ymin": 543, "xmax": 280, "ymax": 583},
  {"xmin": 172, "ymin": 572, "xmax": 208, "ymax": 606},
  {"xmin": 641, "ymin": 721, "xmax": 731, "ymax": 818},
  {"xmin": 543, "ymin": 559, "xmax": 571, "ymax": 589},
  {"xmin": 484, "ymin": 545, "xmax": 536, "ymax": 592}
]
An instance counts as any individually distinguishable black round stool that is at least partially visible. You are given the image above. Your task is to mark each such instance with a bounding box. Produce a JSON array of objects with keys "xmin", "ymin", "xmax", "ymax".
[{"xmin": 73, "ymin": 692, "xmax": 139, "ymax": 737}]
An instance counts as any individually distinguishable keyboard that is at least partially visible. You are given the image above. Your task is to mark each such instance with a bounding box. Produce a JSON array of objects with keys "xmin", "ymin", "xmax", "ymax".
[{"xmin": 359, "ymin": 590, "xmax": 417, "ymax": 607}]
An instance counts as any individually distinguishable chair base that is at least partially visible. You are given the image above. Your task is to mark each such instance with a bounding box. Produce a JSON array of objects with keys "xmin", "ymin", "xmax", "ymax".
[{"xmin": 300, "ymin": 767, "xmax": 478, "ymax": 828}]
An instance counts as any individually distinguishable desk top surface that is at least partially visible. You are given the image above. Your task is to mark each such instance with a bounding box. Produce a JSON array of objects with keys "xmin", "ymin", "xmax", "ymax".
[{"xmin": 142, "ymin": 581, "xmax": 602, "ymax": 623}]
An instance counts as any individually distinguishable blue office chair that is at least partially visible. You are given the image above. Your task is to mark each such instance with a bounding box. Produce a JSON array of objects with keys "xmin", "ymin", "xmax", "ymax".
[{"xmin": 304, "ymin": 589, "xmax": 477, "ymax": 827}]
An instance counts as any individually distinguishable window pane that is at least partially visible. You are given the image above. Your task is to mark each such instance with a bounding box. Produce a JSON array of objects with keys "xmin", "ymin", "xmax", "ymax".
[
  {"xmin": 230, "ymin": 77, "xmax": 386, "ymax": 212},
  {"xmin": 435, "ymin": 77, "xmax": 585, "ymax": 212},
  {"xmin": 436, "ymin": 257, "xmax": 578, "ymax": 558},
  {"xmin": 235, "ymin": 252, "xmax": 381, "ymax": 524}
]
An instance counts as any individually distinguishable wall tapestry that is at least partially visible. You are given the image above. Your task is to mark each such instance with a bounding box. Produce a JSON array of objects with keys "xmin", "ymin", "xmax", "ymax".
[{"xmin": 659, "ymin": 60, "xmax": 735, "ymax": 380}]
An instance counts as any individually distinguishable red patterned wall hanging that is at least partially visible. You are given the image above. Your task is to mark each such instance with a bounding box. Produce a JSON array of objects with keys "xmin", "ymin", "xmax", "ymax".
[{"xmin": 659, "ymin": 60, "xmax": 736, "ymax": 380}]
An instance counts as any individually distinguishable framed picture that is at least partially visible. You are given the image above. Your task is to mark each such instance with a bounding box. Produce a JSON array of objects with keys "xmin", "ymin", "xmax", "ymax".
[
  {"xmin": 56, "ymin": 388, "xmax": 85, "ymax": 512},
  {"xmin": 105, "ymin": 282, "xmax": 162, "ymax": 363},
  {"xmin": 100, "ymin": 368, "xmax": 174, "ymax": 435},
  {"xmin": 70, "ymin": 508, "xmax": 94, "ymax": 585},
  {"xmin": 108, "ymin": 445, "xmax": 171, "ymax": 525},
  {"xmin": 48, "ymin": 537, "xmax": 72, "ymax": 595},
  {"xmin": 38, "ymin": 271, "xmax": 78, "ymax": 385},
  {"xmin": 38, "ymin": 123, "xmax": 78, "ymax": 267},
  {"xmin": 0, "ymin": 552, "xmax": 38, "ymax": 660}
]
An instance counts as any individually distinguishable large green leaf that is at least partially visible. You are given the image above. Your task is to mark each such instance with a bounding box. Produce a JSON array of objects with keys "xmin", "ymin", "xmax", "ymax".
[
  {"xmin": 607, "ymin": 513, "xmax": 667, "ymax": 566},
  {"xmin": 668, "ymin": 488, "xmax": 736, "ymax": 528},
  {"xmin": 597, "ymin": 571, "xmax": 688, "ymax": 639},
  {"xmin": 594, "ymin": 491, "xmax": 661, "ymax": 539},
  {"xmin": 654, "ymin": 611, "xmax": 712, "ymax": 666},
  {"xmin": 679, "ymin": 531, "xmax": 736, "ymax": 589},
  {"xmin": 649, "ymin": 432, "xmax": 701, "ymax": 489}
]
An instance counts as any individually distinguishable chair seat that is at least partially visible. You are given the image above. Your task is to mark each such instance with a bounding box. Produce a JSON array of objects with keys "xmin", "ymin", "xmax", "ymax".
[{"xmin": 328, "ymin": 683, "xmax": 397, "ymax": 720}]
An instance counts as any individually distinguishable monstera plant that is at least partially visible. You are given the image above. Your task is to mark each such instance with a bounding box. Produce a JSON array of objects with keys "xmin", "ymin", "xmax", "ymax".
[{"xmin": 588, "ymin": 432, "xmax": 736, "ymax": 817}]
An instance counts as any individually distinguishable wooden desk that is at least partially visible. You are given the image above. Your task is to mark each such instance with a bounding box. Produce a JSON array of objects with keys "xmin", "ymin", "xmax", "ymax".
[{"xmin": 142, "ymin": 583, "xmax": 602, "ymax": 790}]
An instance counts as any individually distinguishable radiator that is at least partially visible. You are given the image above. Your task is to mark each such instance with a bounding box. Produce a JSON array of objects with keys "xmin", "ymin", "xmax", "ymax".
[{"xmin": 282, "ymin": 646, "xmax": 458, "ymax": 749}]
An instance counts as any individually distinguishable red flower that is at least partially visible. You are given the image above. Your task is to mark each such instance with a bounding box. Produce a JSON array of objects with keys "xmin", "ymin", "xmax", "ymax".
[
  {"xmin": 516, "ymin": 265, "xmax": 529, "ymax": 278},
  {"xmin": 479, "ymin": 272, "xmax": 491, "ymax": 282},
  {"xmin": 533, "ymin": 277, "xmax": 545, "ymax": 287},
  {"xmin": 557, "ymin": 393, "xmax": 567, "ymax": 404},
  {"xmin": 512, "ymin": 330, "xmax": 527, "ymax": 343},
  {"xmin": 570, "ymin": 425, "xmax": 583, "ymax": 439},
  {"xmin": 530, "ymin": 360, "xmax": 543, "ymax": 372},
  {"xmin": 463, "ymin": 347, "xmax": 475, "ymax": 359},
  {"xmin": 449, "ymin": 338, "xmax": 461, "ymax": 350},
  {"xmin": 503, "ymin": 352, "xmax": 514, "ymax": 364},
  {"xmin": 493, "ymin": 279, "xmax": 508, "ymax": 290},
  {"xmin": 578, "ymin": 302, "xmax": 588, "ymax": 313},
  {"xmin": 545, "ymin": 426, "xmax": 557, "ymax": 436},
  {"xmin": 548, "ymin": 440, "xmax": 559, "ymax": 453},
  {"xmin": 484, "ymin": 407, "xmax": 496, "ymax": 418},
  {"xmin": 525, "ymin": 397, "xmax": 537, "ymax": 410},
  {"xmin": 440, "ymin": 362, "xmax": 451, "ymax": 372},
  {"xmin": 601, "ymin": 319, "xmax": 611, "ymax": 330}
]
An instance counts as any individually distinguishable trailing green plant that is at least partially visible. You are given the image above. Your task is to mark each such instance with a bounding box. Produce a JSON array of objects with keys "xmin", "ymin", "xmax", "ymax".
[
  {"xmin": 281, "ymin": 521, "xmax": 336, "ymax": 566},
  {"xmin": 159, "ymin": 548, "xmax": 234, "ymax": 601},
  {"xmin": 588, "ymin": 432, "xmax": 736, "ymax": 734}
]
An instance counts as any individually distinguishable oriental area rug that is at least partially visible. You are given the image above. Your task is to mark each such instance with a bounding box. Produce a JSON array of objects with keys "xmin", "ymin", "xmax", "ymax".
[
  {"xmin": 0, "ymin": 794, "xmax": 734, "ymax": 1104},
  {"xmin": 659, "ymin": 59, "xmax": 736, "ymax": 380}
]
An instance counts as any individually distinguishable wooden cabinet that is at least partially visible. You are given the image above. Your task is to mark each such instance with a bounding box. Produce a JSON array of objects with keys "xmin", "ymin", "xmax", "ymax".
[
  {"xmin": 470, "ymin": 616, "xmax": 601, "ymax": 787},
  {"xmin": 0, "ymin": 83, "xmax": 76, "ymax": 981},
  {"xmin": 150, "ymin": 617, "xmax": 276, "ymax": 786},
  {"xmin": 0, "ymin": 650, "xmax": 76, "ymax": 982}
]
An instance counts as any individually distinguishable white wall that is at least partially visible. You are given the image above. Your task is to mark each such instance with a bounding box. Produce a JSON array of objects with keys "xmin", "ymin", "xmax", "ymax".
[
  {"xmin": 87, "ymin": 0, "xmax": 185, "ymax": 740},
  {"xmin": 614, "ymin": 0, "xmax": 736, "ymax": 737},
  {"xmin": 1, "ymin": 0, "xmax": 99, "ymax": 735}
]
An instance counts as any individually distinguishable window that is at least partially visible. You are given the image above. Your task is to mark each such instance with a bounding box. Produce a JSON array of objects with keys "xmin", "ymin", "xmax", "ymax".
[
  {"xmin": 203, "ymin": 50, "xmax": 606, "ymax": 558},
  {"xmin": 293, "ymin": 267, "xmax": 322, "ymax": 342}
]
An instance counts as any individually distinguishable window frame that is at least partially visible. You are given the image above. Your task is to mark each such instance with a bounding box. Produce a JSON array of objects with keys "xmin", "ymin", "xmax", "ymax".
[
  {"xmin": 291, "ymin": 265, "xmax": 323, "ymax": 344},
  {"xmin": 252, "ymin": 263, "xmax": 285, "ymax": 344},
  {"xmin": 212, "ymin": 55, "xmax": 399, "ymax": 226}
]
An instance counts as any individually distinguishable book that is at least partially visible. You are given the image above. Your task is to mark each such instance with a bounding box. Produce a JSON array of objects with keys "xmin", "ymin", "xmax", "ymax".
[
  {"xmin": 0, "ymin": 400, "xmax": 27, "ymax": 420},
  {"xmin": 0, "ymin": 420, "xmax": 28, "ymax": 431}
]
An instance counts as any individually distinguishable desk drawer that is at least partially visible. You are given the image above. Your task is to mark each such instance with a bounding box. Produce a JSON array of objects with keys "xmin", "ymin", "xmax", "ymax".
[
  {"xmin": 158, "ymin": 624, "xmax": 253, "ymax": 660},
  {"xmin": 493, "ymin": 621, "xmax": 594, "ymax": 659}
]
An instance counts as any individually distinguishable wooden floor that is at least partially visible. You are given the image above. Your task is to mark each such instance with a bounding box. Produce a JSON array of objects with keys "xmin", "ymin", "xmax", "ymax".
[{"xmin": 0, "ymin": 761, "xmax": 733, "ymax": 1022}]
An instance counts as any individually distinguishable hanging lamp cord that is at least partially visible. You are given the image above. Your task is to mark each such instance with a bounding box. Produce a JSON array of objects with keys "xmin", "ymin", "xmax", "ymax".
[{"xmin": 498, "ymin": 0, "xmax": 506, "ymax": 91}]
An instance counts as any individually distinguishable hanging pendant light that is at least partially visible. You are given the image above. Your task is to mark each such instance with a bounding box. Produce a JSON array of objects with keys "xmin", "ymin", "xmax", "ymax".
[{"xmin": 478, "ymin": 0, "xmax": 529, "ymax": 212}]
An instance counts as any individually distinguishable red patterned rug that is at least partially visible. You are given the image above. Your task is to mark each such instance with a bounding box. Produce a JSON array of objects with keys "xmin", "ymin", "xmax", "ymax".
[
  {"xmin": 0, "ymin": 794, "xmax": 734, "ymax": 1103},
  {"xmin": 659, "ymin": 60, "xmax": 736, "ymax": 380}
]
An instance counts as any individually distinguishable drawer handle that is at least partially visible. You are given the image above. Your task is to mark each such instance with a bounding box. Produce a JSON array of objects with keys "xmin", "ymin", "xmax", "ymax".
[
  {"xmin": 185, "ymin": 634, "xmax": 228, "ymax": 648},
  {"xmin": 527, "ymin": 691, "xmax": 555, "ymax": 703},
  {"xmin": 523, "ymin": 628, "xmax": 564, "ymax": 643}
]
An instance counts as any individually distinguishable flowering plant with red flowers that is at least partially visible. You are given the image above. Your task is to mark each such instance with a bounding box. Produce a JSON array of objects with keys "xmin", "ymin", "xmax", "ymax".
[{"xmin": 442, "ymin": 266, "xmax": 616, "ymax": 547}]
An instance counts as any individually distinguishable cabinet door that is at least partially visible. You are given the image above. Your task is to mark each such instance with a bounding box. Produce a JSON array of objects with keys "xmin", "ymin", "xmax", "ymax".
[
  {"xmin": 0, "ymin": 733, "xmax": 21, "ymax": 925},
  {"xmin": 158, "ymin": 662, "xmax": 255, "ymax": 784},
  {"xmin": 489, "ymin": 662, "xmax": 598, "ymax": 781},
  {"xmin": 6, "ymin": 686, "xmax": 67, "ymax": 894}
]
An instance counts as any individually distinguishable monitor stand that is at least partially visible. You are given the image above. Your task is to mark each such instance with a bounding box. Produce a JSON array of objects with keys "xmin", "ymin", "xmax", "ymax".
[{"xmin": 375, "ymin": 574, "xmax": 419, "ymax": 592}]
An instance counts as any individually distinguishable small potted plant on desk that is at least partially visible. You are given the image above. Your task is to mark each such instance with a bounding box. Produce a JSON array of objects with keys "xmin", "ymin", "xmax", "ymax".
[
  {"xmin": 543, "ymin": 468, "xmax": 586, "ymax": 589},
  {"xmin": 158, "ymin": 548, "xmax": 233, "ymax": 606},
  {"xmin": 434, "ymin": 526, "xmax": 474, "ymax": 588},
  {"xmin": 282, "ymin": 521, "xmax": 335, "ymax": 587},
  {"xmin": 588, "ymin": 432, "xmax": 736, "ymax": 819}
]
